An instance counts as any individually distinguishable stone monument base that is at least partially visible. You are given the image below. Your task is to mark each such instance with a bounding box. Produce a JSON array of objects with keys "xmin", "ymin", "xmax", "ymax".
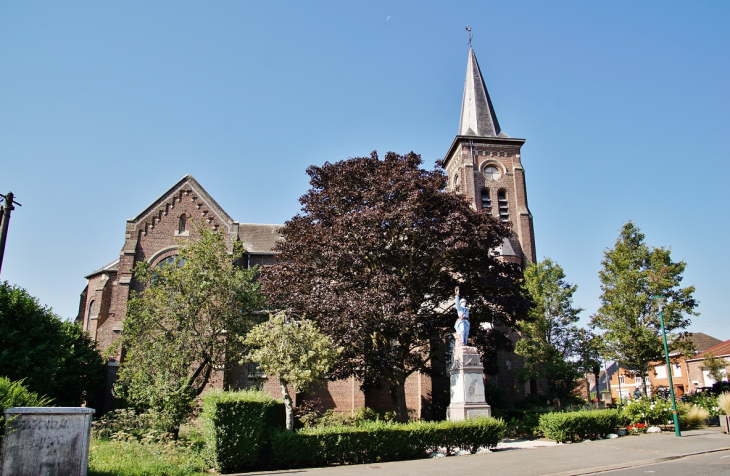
[
  {"xmin": 447, "ymin": 402, "xmax": 492, "ymax": 421},
  {"xmin": 446, "ymin": 342, "xmax": 491, "ymax": 421}
]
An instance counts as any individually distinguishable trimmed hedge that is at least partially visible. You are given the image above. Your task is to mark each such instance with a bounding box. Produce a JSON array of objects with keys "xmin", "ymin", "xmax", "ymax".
[
  {"xmin": 538, "ymin": 409, "xmax": 620, "ymax": 443},
  {"xmin": 200, "ymin": 390, "xmax": 284, "ymax": 473},
  {"xmin": 271, "ymin": 417, "xmax": 506, "ymax": 469}
]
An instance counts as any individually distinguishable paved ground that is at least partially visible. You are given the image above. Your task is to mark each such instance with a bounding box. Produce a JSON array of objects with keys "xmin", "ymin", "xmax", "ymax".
[{"xmin": 243, "ymin": 428, "xmax": 730, "ymax": 476}]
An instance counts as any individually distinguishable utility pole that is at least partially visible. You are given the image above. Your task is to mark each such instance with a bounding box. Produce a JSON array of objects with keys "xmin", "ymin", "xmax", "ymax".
[
  {"xmin": 0, "ymin": 191, "xmax": 22, "ymax": 276},
  {"xmin": 654, "ymin": 295, "xmax": 681, "ymax": 437}
]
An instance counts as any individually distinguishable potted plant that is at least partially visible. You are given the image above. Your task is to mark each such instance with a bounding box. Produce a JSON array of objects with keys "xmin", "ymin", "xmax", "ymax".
[{"xmin": 719, "ymin": 392, "xmax": 730, "ymax": 434}]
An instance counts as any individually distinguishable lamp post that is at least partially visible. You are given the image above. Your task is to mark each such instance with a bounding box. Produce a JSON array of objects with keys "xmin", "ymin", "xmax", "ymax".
[{"xmin": 653, "ymin": 295, "xmax": 681, "ymax": 437}]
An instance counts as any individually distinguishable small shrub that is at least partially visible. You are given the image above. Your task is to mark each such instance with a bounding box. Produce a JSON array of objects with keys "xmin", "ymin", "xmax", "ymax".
[
  {"xmin": 90, "ymin": 408, "xmax": 175, "ymax": 443},
  {"xmin": 626, "ymin": 423, "xmax": 647, "ymax": 434},
  {"xmin": 620, "ymin": 396, "xmax": 681, "ymax": 426},
  {"xmin": 681, "ymin": 391, "xmax": 719, "ymax": 416},
  {"xmin": 0, "ymin": 377, "xmax": 51, "ymax": 444},
  {"xmin": 718, "ymin": 392, "xmax": 730, "ymax": 415},
  {"xmin": 294, "ymin": 397, "xmax": 326, "ymax": 428},
  {"xmin": 504, "ymin": 411, "xmax": 542, "ymax": 438},
  {"xmin": 538, "ymin": 409, "xmax": 620, "ymax": 443},
  {"xmin": 271, "ymin": 417, "xmax": 505, "ymax": 469},
  {"xmin": 680, "ymin": 404, "xmax": 709, "ymax": 429},
  {"xmin": 200, "ymin": 389, "xmax": 284, "ymax": 473}
]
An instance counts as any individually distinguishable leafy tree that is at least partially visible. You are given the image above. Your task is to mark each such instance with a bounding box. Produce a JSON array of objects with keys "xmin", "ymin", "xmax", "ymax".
[
  {"xmin": 590, "ymin": 222, "xmax": 698, "ymax": 396},
  {"xmin": 516, "ymin": 258, "xmax": 583, "ymax": 404},
  {"xmin": 243, "ymin": 313, "xmax": 341, "ymax": 431},
  {"xmin": 262, "ymin": 151, "xmax": 531, "ymax": 421},
  {"xmin": 702, "ymin": 352, "xmax": 727, "ymax": 384},
  {"xmin": 114, "ymin": 226, "xmax": 264, "ymax": 436},
  {"xmin": 574, "ymin": 328, "xmax": 604, "ymax": 403},
  {"xmin": 0, "ymin": 281, "xmax": 104, "ymax": 406}
]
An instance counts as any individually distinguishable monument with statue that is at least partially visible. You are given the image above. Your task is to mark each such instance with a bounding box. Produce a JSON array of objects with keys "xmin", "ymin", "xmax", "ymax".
[{"xmin": 447, "ymin": 287, "xmax": 491, "ymax": 420}]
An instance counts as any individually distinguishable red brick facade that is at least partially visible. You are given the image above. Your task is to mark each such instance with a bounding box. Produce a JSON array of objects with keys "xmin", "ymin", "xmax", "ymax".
[
  {"xmin": 79, "ymin": 175, "xmax": 438, "ymax": 417},
  {"xmin": 80, "ymin": 47, "xmax": 537, "ymax": 416}
]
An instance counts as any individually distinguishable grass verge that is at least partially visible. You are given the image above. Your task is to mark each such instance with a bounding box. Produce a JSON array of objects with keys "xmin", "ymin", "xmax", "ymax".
[{"xmin": 87, "ymin": 438, "xmax": 210, "ymax": 476}]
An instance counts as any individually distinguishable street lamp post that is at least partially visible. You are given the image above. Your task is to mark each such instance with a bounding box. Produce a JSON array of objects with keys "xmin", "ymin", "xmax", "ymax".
[{"xmin": 653, "ymin": 295, "xmax": 681, "ymax": 437}]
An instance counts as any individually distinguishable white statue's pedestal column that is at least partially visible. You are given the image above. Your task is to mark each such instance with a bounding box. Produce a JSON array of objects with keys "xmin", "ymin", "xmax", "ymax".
[{"xmin": 446, "ymin": 344, "xmax": 491, "ymax": 421}]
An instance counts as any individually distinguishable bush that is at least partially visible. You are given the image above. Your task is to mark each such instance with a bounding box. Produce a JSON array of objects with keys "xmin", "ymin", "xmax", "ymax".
[
  {"xmin": 620, "ymin": 396, "xmax": 681, "ymax": 426},
  {"xmin": 91, "ymin": 408, "xmax": 177, "ymax": 443},
  {"xmin": 680, "ymin": 404, "xmax": 709, "ymax": 429},
  {"xmin": 538, "ymin": 409, "xmax": 620, "ymax": 443},
  {"xmin": 271, "ymin": 417, "xmax": 505, "ymax": 469},
  {"xmin": 0, "ymin": 282, "xmax": 104, "ymax": 407},
  {"xmin": 503, "ymin": 410, "xmax": 543, "ymax": 438},
  {"xmin": 682, "ymin": 391, "xmax": 720, "ymax": 416},
  {"xmin": 200, "ymin": 390, "xmax": 284, "ymax": 473},
  {"xmin": 0, "ymin": 377, "xmax": 52, "ymax": 444},
  {"xmin": 718, "ymin": 392, "xmax": 730, "ymax": 415}
]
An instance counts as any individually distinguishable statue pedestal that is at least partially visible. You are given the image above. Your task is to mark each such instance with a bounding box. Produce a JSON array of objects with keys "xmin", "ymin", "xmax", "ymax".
[{"xmin": 446, "ymin": 344, "xmax": 491, "ymax": 421}]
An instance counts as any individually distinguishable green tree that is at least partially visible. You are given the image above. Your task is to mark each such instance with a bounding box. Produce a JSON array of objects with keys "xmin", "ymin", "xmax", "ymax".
[
  {"xmin": 574, "ymin": 328, "xmax": 604, "ymax": 403},
  {"xmin": 702, "ymin": 352, "xmax": 727, "ymax": 384},
  {"xmin": 590, "ymin": 222, "xmax": 698, "ymax": 396},
  {"xmin": 114, "ymin": 226, "xmax": 263, "ymax": 436},
  {"xmin": 516, "ymin": 258, "xmax": 583, "ymax": 404},
  {"xmin": 243, "ymin": 313, "xmax": 341, "ymax": 431},
  {"xmin": 0, "ymin": 282, "xmax": 104, "ymax": 407},
  {"xmin": 263, "ymin": 152, "xmax": 530, "ymax": 421}
]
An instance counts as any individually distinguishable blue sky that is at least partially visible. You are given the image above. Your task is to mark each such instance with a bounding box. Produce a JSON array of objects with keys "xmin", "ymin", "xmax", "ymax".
[{"xmin": 2, "ymin": 1, "xmax": 728, "ymax": 341}]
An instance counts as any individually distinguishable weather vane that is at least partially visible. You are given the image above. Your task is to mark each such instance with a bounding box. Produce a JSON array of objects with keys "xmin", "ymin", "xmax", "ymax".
[{"xmin": 466, "ymin": 25, "xmax": 472, "ymax": 46}]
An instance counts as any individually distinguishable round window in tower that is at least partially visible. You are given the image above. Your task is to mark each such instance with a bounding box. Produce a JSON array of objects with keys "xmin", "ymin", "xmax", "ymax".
[{"xmin": 483, "ymin": 165, "xmax": 501, "ymax": 181}]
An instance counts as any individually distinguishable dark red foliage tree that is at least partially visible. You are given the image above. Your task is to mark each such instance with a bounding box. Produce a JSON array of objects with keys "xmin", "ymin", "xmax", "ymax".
[{"xmin": 262, "ymin": 151, "xmax": 530, "ymax": 421}]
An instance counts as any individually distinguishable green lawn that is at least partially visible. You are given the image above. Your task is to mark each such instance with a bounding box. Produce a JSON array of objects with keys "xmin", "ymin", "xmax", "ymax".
[{"xmin": 87, "ymin": 439, "xmax": 210, "ymax": 476}]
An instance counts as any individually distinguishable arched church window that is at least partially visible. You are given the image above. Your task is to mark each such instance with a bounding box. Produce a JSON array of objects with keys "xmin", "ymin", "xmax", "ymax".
[
  {"xmin": 86, "ymin": 300, "xmax": 95, "ymax": 331},
  {"xmin": 498, "ymin": 190, "xmax": 509, "ymax": 222},
  {"xmin": 178, "ymin": 214, "xmax": 187, "ymax": 234},
  {"xmin": 481, "ymin": 189, "xmax": 491, "ymax": 215},
  {"xmin": 453, "ymin": 174, "xmax": 460, "ymax": 192}
]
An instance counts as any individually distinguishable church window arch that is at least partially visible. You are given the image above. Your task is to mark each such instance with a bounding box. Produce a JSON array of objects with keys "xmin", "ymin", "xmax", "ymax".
[
  {"xmin": 498, "ymin": 189, "xmax": 509, "ymax": 222},
  {"xmin": 481, "ymin": 189, "xmax": 492, "ymax": 215},
  {"xmin": 86, "ymin": 300, "xmax": 95, "ymax": 331},
  {"xmin": 178, "ymin": 214, "xmax": 187, "ymax": 234},
  {"xmin": 453, "ymin": 174, "xmax": 461, "ymax": 193}
]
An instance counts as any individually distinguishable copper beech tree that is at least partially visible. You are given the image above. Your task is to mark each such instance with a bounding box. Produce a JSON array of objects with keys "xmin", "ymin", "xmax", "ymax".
[{"xmin": 262, "ymin": 152, "xmax": 531, "ymax": 421}]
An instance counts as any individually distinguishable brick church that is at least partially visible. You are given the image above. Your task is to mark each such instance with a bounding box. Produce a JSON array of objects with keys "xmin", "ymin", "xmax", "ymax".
[{"xmin": 78, "ymin": 47, "xmax": 537, "ymax": 416}]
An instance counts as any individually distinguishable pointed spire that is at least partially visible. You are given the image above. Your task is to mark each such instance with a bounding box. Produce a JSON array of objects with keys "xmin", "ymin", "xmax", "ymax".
[{"xmin": 458, "ymin": 48, "xmax": 508, "ymax": 138}]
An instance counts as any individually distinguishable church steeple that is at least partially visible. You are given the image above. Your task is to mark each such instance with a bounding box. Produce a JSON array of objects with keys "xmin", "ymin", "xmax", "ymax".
[
  {"xmin": 458, "ymin": 48, "xmax": 508, "ymax": 138},
  {"xmin": 443, "ymin": 46, "xmax": 536, "ymax": 267}
]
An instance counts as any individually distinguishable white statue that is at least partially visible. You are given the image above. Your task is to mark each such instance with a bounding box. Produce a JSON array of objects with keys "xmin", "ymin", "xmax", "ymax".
[{"xmin": 454, "ymin": 286, "xmax": 470, "ymax": 346}]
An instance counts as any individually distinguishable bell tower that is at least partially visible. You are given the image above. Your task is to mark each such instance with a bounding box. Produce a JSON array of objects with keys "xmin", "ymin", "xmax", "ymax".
[{"xmin": 442, "ymin": 48, "xmax": 536, "ymax": 266}]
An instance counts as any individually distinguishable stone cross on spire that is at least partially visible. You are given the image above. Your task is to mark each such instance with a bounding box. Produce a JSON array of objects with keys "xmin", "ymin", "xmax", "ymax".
[{"xmin": 458, "ymin": 48, "xmax": 509, "ymax": 138}]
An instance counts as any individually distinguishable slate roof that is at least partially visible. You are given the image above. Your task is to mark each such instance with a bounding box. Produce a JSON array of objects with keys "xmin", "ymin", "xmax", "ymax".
[
  {"xmin": 695, "ymin": 339, "xmax": 730, "ymax": 360},
  {"xmin": 458, "ymin": 48, "xmax": 509, "ymax": 138},
  {"xmin": 238, "ymin": 223, "xmax": 282, "ymax": 254},
  {"xmin": 687, "ymin": 332, "xmax": 724, "ymax": 353},
  {"xmin": 84, "ymin": 258, "xmax": 120, "ymax": 279}
]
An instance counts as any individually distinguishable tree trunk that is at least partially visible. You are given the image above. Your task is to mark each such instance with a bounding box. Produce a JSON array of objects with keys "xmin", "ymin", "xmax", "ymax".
[
  {"xmin": 388, "ymin": 374, "xmax": 409, "ymax": 422},
  {"xmin": 585, "ymin": 373, "xmax": 591, "ymax": 403},
  {"xmin": 641, "ymin": 368, "xmax": 649, "ymax": 397},
  {"xmin": 593, "ymin": 368, "xmax": 601, "ymax": 405},
  {"xmin": 280, "ymin": 379, "xmax": 295, "ymax": 432}
]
